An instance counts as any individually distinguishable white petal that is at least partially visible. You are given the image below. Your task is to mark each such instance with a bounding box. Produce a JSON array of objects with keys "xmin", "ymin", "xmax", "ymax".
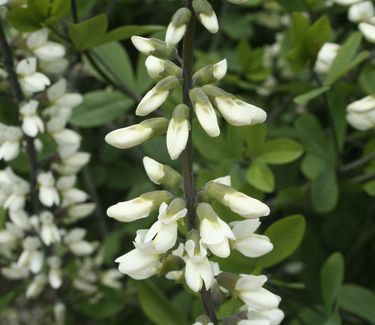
[{"xmin": 167, "ymin": 118, "xmax": 189, "ymax": 160}]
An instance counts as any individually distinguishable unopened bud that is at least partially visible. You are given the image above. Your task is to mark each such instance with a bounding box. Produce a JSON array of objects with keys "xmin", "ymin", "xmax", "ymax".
[
  {"xmin": 105, "ymin": 117, "xmax": 168, "ymax": 149},
  {"xmin": 166, "ymin": 8, "xmax": 192, "ymax": 46},
  {"xmin": 193, "ymin": 59, "xmax": 227, "ymax": 86},
  {"xmin": 143, "ymin": 156, "xmax": 182, "ymax": 188},
  {"xmin": 145, "ymin": 56, "xmax": 181, "ymax": 80},
  {"xmin": 131, "ymin": 36, "xmax": 177, "ymax": 59},
  {"xmin": 193, "ymin": 0, "xmax": 219, "ymax": 33},
  {"xmin": 167, "ymin": 104, "xmax": 190, "ymax": 160}
]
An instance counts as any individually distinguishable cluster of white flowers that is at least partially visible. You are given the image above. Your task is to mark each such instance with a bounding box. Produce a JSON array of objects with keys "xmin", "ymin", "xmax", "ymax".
[
  {"xmin": 105, "ymin": 1, "xmax": 283, "ymax": 324},
  {"xmin": 334, "ymin": 0, "xmax": 375, "ymax": 43},
  {"xmin": 0, "ymin": 20, "xmax": 121, "ymax": 322}
]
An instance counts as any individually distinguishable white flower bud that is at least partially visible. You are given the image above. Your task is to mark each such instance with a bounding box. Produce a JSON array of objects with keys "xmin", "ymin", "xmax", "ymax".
[
  {"xmin": 315, "ymin": 42, "xmax": 340, "ymax": 74},
  {"xmin": 107, "ymin": 190, "xmax": 173, "ymax": 222},
  {"xmin": 16, "ymin": 58, "xmax": 51, "ymax": 94},
  {"xmin": 167, "ymin": 104, "xmax": 190, "ymax": 160},
  {"xmin": 131, "ymin": 36, "xmax": 177, "ymax": 59},
  {"xmin": 0, "ymin": 126, "xmax": 22, "ymax": 161},
  {"xmin": 145, "ymin": 56, "xmax": 181, "ymax": 80},
  {"xmin": 190, "ymin": 87, "xmax": 220, "ymax": 137},
  {"xmin": 143, "ymin": 156, "xmax": 165, "ymax": 184},
  {"xmin": 26, "ymin": 274, "xmax": 47, "ymax": 298},
  {"xmin": 193, "ymin": 59, "xmax": 227, "ymax": 86},
  {"xmin": 193, "ymin": 0, "xmax": 219, "ymax": 33},
  {"xmin": 63, "ymin": 228, "xmax": 95, "ymax": 256},
  {"xmin": 38, "ymin": 171, "xmax": 60, "ymax": 207},
  {"xmin": 206, "ymin": 182, "xmax": 270, "ymax": 218},
  {"xmin": 27, "ymin": 29, "xmax": 65, "ymax": 62},
  {"xmin": 132, "ymin": 36, "xmax": 156, "ymax": 54},
  {"xmin": 348, "ymin": 1, "xmax": 374, "ymax": 22},
  {"xmin": 166, "ymin": 8, "xmax": 191, "ymax": 46},
  {"xmin": 105, "ymin": 117, "xmax": 168, "ymax": 149},
  {"xmin": 346, "ymin": 96, "xmax": 375, "ymax": 131},
  {"xmin": 136, "ymin": 76, "xmax": 180, "ymax": 116},
  {"xmin": 359, "ymin": 18, "xmax": 375, "ymax": 44}
]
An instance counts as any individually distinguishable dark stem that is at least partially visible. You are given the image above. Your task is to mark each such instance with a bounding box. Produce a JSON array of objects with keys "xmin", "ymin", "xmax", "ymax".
[
  {"xmin": 181, "ymin": 2, "xmax": 217, "ymax": 324},
  {"xmin": 341, "ymin": 151, "xmax": 375, "ymax": 173},
  {"xmin": 0, "ymin": 17, "xmax": 40, "ymax": 213}
]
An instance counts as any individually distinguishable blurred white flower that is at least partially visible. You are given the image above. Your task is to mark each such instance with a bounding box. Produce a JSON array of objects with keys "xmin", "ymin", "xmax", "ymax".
[
  {"xmin": 20, "ymin": 100, "xmax": 44, "ymax": 137},
  {"xmin": 16, "ymin": 58, "xmax": 50, "ymax": 94},
  {"xmin": 40, "ymin": 211, "xmax": 61, "ymax": 246},
  {"xmin": 348, "ymin": 1, "xmax": 375, "ymax": 22},
  {"xmin": 0, "ymin": 124, "xmax": 22, "ymax": 161},
  {"xmin": 56, "ymin": 175, "xmax": 89, "ymax": 206},
  {"xmin": 359, "ymin": 17, "xmax": 375, "ymax": 43},
  {"xmin": 38, "ymin": 171, "xmax": 60, "ymax": 207},
  {"xmin": 26, "ymin": 274, "xmax": 47, "ymax": 298},
  {"xmin": 64, "ymin": 228, "xmax": 96, "ymax": 256},
  {"xmin": 0, "ymin": 167, "xmax": 29, "ymax": 211},
  {"xmin": 346, "ymin": 95, "xmax": 375, "ymax": 130},
  {"xmin": 315, "ymin": 42, "xmax": 340, "ymax": 74},
  {"xmin": 47, "ymin": 256, "xmax": 62, "ymax": 289},
  {"xmin": 26, "ymin": 29, "xmax": 66, "ymax": 61},
  {"xmin": 17, "ymin": 236, "xmax": 44, "ymax": 274},
  {"xmin": 2, "ymin": 263, "xmax": 29, "ymax": 280},
  {"xmin": 101, "ymin": 269, "xmax": 123, "ymax": 289}
]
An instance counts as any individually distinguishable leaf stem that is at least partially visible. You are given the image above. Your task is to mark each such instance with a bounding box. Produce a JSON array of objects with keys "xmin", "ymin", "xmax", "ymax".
[
  {"xmin": 181, "ymin": 1, "xmax": 217, "ymax": 323},
  {"xmin": 0, "ymin": 17, "xmax": 40, "ymax": 213}
]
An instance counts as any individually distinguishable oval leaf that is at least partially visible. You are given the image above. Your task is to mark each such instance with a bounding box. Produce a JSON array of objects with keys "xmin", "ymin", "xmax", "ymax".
[{"xmin": 259, "ymin": 138, "xmax": 304, "ymax": 165}]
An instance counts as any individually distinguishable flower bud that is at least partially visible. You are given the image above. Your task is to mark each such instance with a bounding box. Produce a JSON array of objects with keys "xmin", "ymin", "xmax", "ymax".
[
  {"xmin": 346, "ymin": 96, "xmax": 375, "ymax": 131},
  {"xmin": 105, "ymin": 117, "xmax": 168, "ymax": 149},
  {"xmin": 206, "ymin": 182, "xmax": 270, "ymax": 218},
  {"xmin": 359, "ymin": 18, "xmax": 375, "ymax": 44},
  {"xmin": 193, "ymin": 0, "xmax": 219, "ymax": 33},
  {"xmin": 136, "ymin": 76, "xmax": 180, "ymax": 116},
  {"xmin": 193, "ymin": 59, "xmax": 227, "ymax": 86},
  {"xmin": 315, "ymin": 42, "xmax": 340, "ymax": 74},
  {"xmin": 189, "ymin": 87, "xmax": 220, "ymax": 137},
  {"xmin": 145, "ymin": 56, "xmax": 181, "ymax": 80},
  {"xmin": 143, "ymin": 156, "xmax": 182, "ymax": 188},
  {"xmin": 166, "ymin": 8, "xmax": 192, "ymax": 46},
  {"xmin": 348, "ymin": 1, "xmax": 374, "ymax": 23},
  {"xmin": 203, "ymin": 85, "xmax": 267, "ymax": 126},
  {"xmin": 131, "ymin": 36, "xmax": 178, "ymax": 59},
  {"xmin": 107, "ymin": 190, "xmax": 173, "ymax": 222},
  {"xmin": 167, "ymin": 104, "xmax": 190, "ymax": 160}
]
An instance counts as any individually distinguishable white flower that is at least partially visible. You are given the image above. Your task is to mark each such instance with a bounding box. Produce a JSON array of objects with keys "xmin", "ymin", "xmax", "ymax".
[
  {"xmin": 40, "ymin": 58, "xmax": 69, "ymax": 74},
  {"xmin": 115, "ymin": 229, "xmax": 163, "ymax": 279},
  {"xmin": 48, "ymin": 119, "xmax": 81, "ymax": 154},
  {"xmin": 334, "ymin": 0, "xmax": 362, "ymax": 5},
  {"xmin": 0, "ymin": 0, "xmax": 9, "ymax": 5},
  {"xmin": 2, "ymin": 263, "xmax": 29, "ymax": 280},
  {"xmin": 0, "ymin": 167, "xmax": 29, "ymax": 211},
  {"xmin": 56, "ymin": 175, "xmax": 88, "ymax": 206},
  {"xmin": 20, "ymin": 100, "xmax": 44, "ymax": 137},
  {"xmin": 346, "ymin": 96, "xmax": 375, "ymax": 130},
  {"xmin": 131, "ymin": 36, "xmax": 156, "ymax": 54},
  {"xmin": 242, "ymin": 308, "xmax": 284, "ymax": 325},
  {"xmin": 213, "ymin": 59, "xmax": 227, "ymax": 80},
  {"xmin": 107, "ymin": 190, "xmax": 172, "ymax": 222},
  {"xmin": 184, "ymin": 239, "xmax": 214, "ymax": 292},
  {"xmin": 165, "ymin": 7, "xmax": 191, "ymax": 46},
  {"xmin": 105, "ymin": 117, "xmax": 168, "ymax": 149},
  {"xmin": 0, "ymin": 222, "xmax": 24, "ymax": 246},
  {"xmin": 212, "ymin": 175, "xmax": 232, "ymax": 186},
  {"xmin": 193, "ymin": 0, "xmax": 219, "ymax": 33},
  {"xmin": 198, "ymin": 203, "xmax": 235, "ymax": 258},
  {"xmin": 136, "ymin": 76, "xmax": 179, "ymax": 116},
  {"xmin": 26, "ymin": 29, "xmax": 66, "ymax": 61},
  {"xmin": 167, "ymin": 104, "xmax": 190, "ymax": 160},
  {"xmin": 0, "ymin": 125, "xmax": 22, "ymax": 161},
  {"xmin": 315, "ymin": 42, "xmax": 340, "ymax": 74},
  {"xmin": 17, "ymin": 237, "xmax": 44, "ymax": 274},
  {"xmin": 47, "ymin": 79, "xmax": 83, "ymax": 109},
  {"xmin": 143, "ymin": 156, "xmax": 165, "ymax": 184},
  {"xmin": 54, "ymin": 302, "xmax": 66, "ymax": 325},
  {"xmin": 236, "ymin": 275, "xmax": 281, "ymax": 310},
  {"xmin": 348, "ymin": 1, "xmax": 375, "ymax": 22},
  {"xmin": 190, "ymin": 88, "xmax": 220, "ymax": 137},
  {"xmin": 65, "ymin": 202, "xmax": 96, "ymax": 223},
  {"xmin": 145, "ymin": 56, "xmax": 166, "ymax": 79},
  {"xmin": 231, "ymin": 219, "xmax": 273, "ymax": 257},
  {"xmin": 359, "ymin": 18, "xmax": 375, "ymax": 43},
  {"xmin": 101, "ymin": 269, "xmax": 123, "ymax": 289},
  {"xmin": 63, "ymin": 228, "xmax": 96, "ymax": 256},
  {"xmin": 40, "ymin": 211, "xmax": 61, "ymax": 246},
  {"xmin": 38, "ymin": 171, "xmax": 60, "ymax": 207},
  {"xmin": 26, "ymin": 274, "xmax": 47, "ymax": 298},
  {"xmin": 16, "ymin": 58, "xmax": 51, "ymax": 94},
  {"xmin": 144, "ymin": 199, "xmax": 187, "ymax": 252},
  {"xmin": 53, "ymin": 150, "xmax": 90, "ymax": 175},
  {"xmin": 47, "ymin": 256, "xmax": 62, "ymax": 289}
]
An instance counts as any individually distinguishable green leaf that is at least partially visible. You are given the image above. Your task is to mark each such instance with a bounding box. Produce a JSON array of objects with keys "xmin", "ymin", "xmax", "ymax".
[
  {"xmin": 246, "ymin": 160, "xmax": 275, "ymax": 192},
  {"xmin": 90, "ymin": 42, "xmax": 137, "ymax": 95},
  {"xmin": 138, "ymin": 281, "xmax": 187, "ymax": 325},
  {"xmin": 7, "ymin": 8, "xmax": 41, "ymax": 31},
  {"xmin": 254, "ymin": 215, "xmax": 306, "ymax": 269},
  {"xmin": 295, "ymin": 114, "xmax": 333, "ymax": 164},
  {"xmin": 325, "ymin": 33, "xmax": 368, "ymax": 85},
  {"xmin": 294, "ymin": 86, "xmax": 330, "ymax": 105},
  {"xmin": 320, "ymin": 253, "xmax": 345, "ymax": 309},
  {"xmin": 359, "ymin": 64, "xmax": 375, "ymax": 95},
  {"xmin": 338, "ymin": 284, "xmax": 375, "ymax": 323},
  {"xmin": 102, "ymin": 25, "xmax": 163, "ymax": 45},
  {"xmin": 245, "ymin": 124, "xmax": 267, "ymax": 155},
  {"xmin": 259, "ymin": 138, "xmax": 303, "ymax": 165},
  {"xmin": 301, "ymin": 154, "xmax": 326, "ymax": 180},
  {"xmin": 311, "ymin": 167, "xmax": 338, "ymax": 213},
  {"xmin": 68, "ymin": 14, "xmax": 108, "ymax": 51},
  {"xmin": 70, "ymin": 90, "xmax": 133, "ymax": 127},
  {"xmin": 363, "ymin": 179, "xmax": 375, "ymax": 196}
]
